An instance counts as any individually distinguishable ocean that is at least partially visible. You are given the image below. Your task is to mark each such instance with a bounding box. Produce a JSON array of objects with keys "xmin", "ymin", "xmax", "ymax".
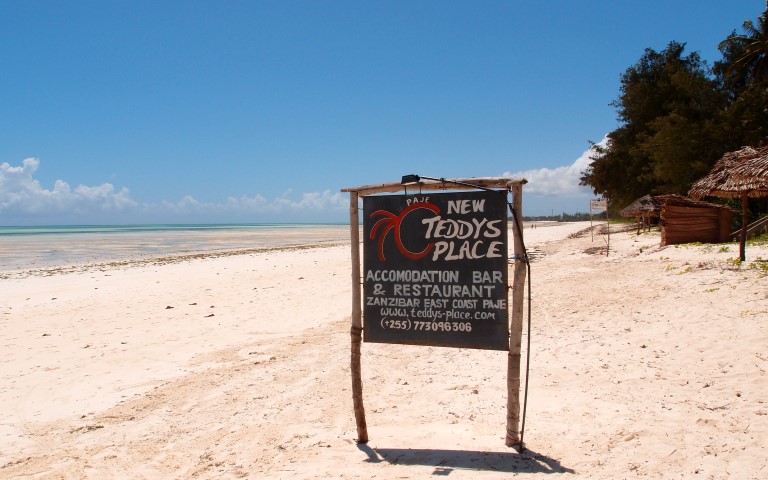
[{"xmin": 0, "ymin": 224, "xmax": 351, "ymax": 272}]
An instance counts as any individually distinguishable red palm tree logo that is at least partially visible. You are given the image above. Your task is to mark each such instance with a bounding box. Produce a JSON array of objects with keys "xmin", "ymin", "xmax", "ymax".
[{"xmin": 370, "ymin": 202, "xmax": 441, "ymax": 261}]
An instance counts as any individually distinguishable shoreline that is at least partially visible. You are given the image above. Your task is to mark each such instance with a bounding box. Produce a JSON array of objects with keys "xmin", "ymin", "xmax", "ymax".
[
  {"xmin": 0, "ymin": 241, "xmax": 348, "ymax": 280},
  {"xmin": 0, "ymin": 221, "xmax": 593, "ymax": 279},
  {"xmin": 0, "ymin": 223, "xmax": 352, "ymax": 274}
]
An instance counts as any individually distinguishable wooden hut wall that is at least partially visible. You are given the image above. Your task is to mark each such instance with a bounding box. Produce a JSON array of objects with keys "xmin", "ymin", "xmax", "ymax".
[
  {"xmin": 719, "ymin": 208, "xmax": 732, "ymax": 243},
  {"xmin": 661, "ymin": 205, "xmax": 729, "ymax": 246}
]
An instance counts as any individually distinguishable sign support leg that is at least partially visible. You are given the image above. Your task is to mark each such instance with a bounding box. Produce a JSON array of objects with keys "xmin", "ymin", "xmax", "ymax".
[
  {"xmin": 349, "ymin": 192, "xmax": 369, "ymax": 443},
  {"xmin": 506, "ymin": 183, "xmax": 526, "ymax": 447}
]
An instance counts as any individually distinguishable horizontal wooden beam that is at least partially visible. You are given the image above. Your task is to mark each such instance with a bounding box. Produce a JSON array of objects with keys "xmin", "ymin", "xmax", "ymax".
[{"xmin": 341, "ymin": 176, "xmax": 527, "ymax": 196}]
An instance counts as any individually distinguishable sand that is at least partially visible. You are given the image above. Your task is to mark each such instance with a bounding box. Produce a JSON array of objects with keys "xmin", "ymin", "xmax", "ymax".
[{"xmin": 1, "ymin": 222, "xmax": 766, "ymax": 479}]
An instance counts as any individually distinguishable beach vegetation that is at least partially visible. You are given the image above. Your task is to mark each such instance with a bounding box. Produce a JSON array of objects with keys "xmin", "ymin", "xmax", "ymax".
[
  {"xmin": 740, "ymin": 309, "xmax": 768, "ymax": 317},
  {"xmin": 727, "ymin": 257, "xmax": 743, "ymax": 268},
  {"xmin": 580, "ymin": 4, "xmax": 768, "ymax": 221},
  {"xmin": 749, "ymin": 256, "xmax": 768, "ymax": 274},
  {"xmin": 677, "ymin": 265, "xmax": 693, "ymax": 274},
  {"xmin": 718, "ymin": 246, "xmax": 730, "ymax": 253},
  {"xmin": 747, "ymin": 233, "xmax": 768, "ymax": 246}
]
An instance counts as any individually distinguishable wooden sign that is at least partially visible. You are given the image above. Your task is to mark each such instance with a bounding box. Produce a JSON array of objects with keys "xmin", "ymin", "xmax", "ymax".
[
  {"xmin": 362, "ymin": 190, "xmax": 509, "ymax": 350},
  {"xmin": 590, "ymin": 199, "xmax": 607, "ymax": 211}
]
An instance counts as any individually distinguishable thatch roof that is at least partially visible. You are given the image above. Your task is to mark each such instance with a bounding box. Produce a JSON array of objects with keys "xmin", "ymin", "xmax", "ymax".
[
  {"xmin": 620, "ymin": 194, "xmax": 660, "ymax": 218},
  {"xmin": 620, "ymin": 194, "xmax": 730, "ymax": 219},
  {"xmin": 654, "ymin": 194, "xmax": 733, "ymax": 210},
  {"xmin": 689, "ymin": 145, "xmax": 768, "ymax": 200}
]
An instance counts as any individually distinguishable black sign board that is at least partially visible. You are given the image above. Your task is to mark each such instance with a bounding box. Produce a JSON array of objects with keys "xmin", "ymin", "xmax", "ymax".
[{"xmin": 362, "ymin": 190, "xmax": 509, "ymax": 350}]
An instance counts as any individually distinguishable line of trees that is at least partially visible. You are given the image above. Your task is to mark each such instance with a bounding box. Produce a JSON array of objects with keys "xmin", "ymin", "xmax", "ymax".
[
  {"xmin": 523, "ymin": 212, "xmax": 596, "ymax": 222},
  {"xmin": 580, "ymin": 3, "xmax": 768, "ymax": 217}
]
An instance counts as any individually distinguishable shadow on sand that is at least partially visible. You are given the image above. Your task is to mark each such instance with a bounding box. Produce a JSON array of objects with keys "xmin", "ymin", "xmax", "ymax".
[{"xmin": 357, "ymin": 443, "xmax": 574, "ymax": 475}]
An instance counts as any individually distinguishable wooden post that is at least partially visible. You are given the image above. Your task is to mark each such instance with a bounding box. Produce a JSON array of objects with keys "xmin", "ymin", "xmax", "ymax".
[
  {"xmin": 605, "ymin": 209, "xmax": 610, "ymax": 256},
  {"xmin": 719, "ymin": 208, "xmax": 732, "ymax": 243},
  {"xmin": 506, "ymin": 183, "xmax": 526, "ymax": 447},
  {"xmin": 349, "ymin": 192, "xmax": 368, "ymax": 443},
  {"xmin": 740, "ymin": 192, "xmax": 748, "ymax": 262}
]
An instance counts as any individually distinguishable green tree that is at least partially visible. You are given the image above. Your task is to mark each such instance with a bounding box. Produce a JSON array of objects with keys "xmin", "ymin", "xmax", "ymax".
[
  {"xmin": 714, "ymin": 3, "xmax": 768, "ymax": 148},
  {"xmin": 580, "ymin": 42, "xmax": 725, "ymax": 209},
  {"xmin": 716, "ymin": 4, "xmax": 768, "ymax": 92}
]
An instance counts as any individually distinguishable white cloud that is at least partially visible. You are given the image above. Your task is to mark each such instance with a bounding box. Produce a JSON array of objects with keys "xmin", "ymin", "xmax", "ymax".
[
  {"xmin": 143, "ymin": 190, "xmax": 346, "ymax": 218},
  {"xmin": 270, "ymin": 190, "xmax": 346, "ymax": 211},
  {"xmin": 0, "ymin": 158, "xmax": 137, "ymax": 218},
  {"xmin": 503, "ymin": 136, "xmax": 608, "ymax": 197},
  {"xmin": 0, "ymin": 158, "xmax": 347, "ymax": 225},
  {"xmin": 1, "ymin": 144, "xmax": 614, "ymax": 224}
]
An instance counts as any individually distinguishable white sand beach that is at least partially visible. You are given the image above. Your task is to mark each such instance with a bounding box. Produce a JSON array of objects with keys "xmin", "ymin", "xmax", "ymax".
[{"xmin": 1, "ymin": 222, "xmax": 767, "ymax": 478}]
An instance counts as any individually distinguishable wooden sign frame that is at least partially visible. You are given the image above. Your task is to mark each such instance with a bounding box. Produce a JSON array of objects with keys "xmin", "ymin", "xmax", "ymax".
[{"xmin": 341, "ymin": 176, "xmax": 527, "ymax": 447}]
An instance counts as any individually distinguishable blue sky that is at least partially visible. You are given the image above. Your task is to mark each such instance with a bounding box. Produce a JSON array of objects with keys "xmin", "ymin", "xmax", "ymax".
[{"xmin": 0, "ymin": 1, "xmax": 763, "ymax": 225}]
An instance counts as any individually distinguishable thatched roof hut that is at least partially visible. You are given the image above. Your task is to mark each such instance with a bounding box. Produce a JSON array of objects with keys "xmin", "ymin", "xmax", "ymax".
[
  {"xmin": 620, "ymin": 194, "xmax": 660, "ymax": 218},
  {"xmin": 689, "ymin": 145, "xmax": 768, "ymax": 260},
  {"xmin": 655, "ymin": 193, "xmax": 726, "ymax": 208},
  {"xmin": 655, "ymin": 194, "xmax": 733, "ymax": 246},
  {"xmin": 621, "ymin": 194, "xmax": 661, "ymax": 233},
  {"xmin": 689, "ymin": 145, "xmax": 768, "ymax": 199}
]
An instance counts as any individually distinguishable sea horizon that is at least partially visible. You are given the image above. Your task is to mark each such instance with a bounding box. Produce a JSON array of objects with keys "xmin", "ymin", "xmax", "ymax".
[
  {"xmin": 0, "ymin": 223, "xmax": 352, "ymax": 272},
  {"xmin": 0, "ymin": 220, "xmax": 559, "ymax": 273},
  {"xmin": 0, "ymin": 222, "xmax": 347, "ymax": 234}
]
